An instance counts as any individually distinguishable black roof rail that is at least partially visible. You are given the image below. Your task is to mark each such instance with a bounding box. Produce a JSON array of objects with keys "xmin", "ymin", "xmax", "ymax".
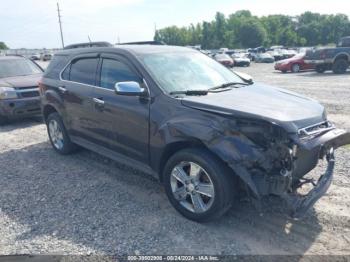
[
  {"xmin": 118, "ymin": 41, "xmax": 166, "ymax": 46},
  {"xmin": 64, "ymin": 41, "xmax": 113, "ymax": 50}
]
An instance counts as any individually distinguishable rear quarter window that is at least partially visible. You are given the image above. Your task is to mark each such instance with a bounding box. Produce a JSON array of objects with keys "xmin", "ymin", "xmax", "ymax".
[{"xmin": 44, "ymin": 55, "xmax": 70, "ymax": 79}]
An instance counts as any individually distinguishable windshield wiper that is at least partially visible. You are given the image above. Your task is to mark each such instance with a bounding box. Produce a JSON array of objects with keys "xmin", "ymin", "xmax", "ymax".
[
  {"xmin": 169, "ymin": 90, "xmax": 209, "ymax": 96},
  {"xmin": 169, "ymin": 82, "xmax": 249, "ymax": 96},
  {"xmin": 209, "ymin": 82, "xmax": 249, "ymax": 91}
]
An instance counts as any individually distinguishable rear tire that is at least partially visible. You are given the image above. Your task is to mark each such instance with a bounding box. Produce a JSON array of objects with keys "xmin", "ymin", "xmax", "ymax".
[
  {"xmin": 315, "ymin": 65, "xmax": 326, "ymax": 73},
  {"xmin": 163, "ymin": 148, "xmax": 236, "ymax": 222},
  {"xmin": 46, "ymin": 112, "xmax": 78, "ymax": 155},
  {"xmin": 332, "ymin": 59, "xmax": 349, "ymax": 74}
]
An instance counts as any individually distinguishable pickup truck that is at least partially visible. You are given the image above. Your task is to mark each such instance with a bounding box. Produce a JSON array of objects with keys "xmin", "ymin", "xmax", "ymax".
[{"xmin": 305, "ymin": 36, "xmax": 350, "ymax": 74}]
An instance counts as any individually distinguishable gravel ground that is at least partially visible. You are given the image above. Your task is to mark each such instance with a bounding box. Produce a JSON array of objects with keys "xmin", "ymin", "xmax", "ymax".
[{"xmin": 0, "ymin": 62, "xmax": 349, "ymax": 257}]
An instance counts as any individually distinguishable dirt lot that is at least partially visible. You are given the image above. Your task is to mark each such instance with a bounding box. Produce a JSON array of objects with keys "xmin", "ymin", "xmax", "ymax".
[{"xmin": 0, "ymin": 62, "xmax": 349, "ymax": 257}]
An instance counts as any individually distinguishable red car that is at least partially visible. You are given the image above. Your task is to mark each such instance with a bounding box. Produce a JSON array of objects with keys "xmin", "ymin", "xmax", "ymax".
[
  {"xmin": 214, "ymin": 53, "xmax": 234, "ymax": 67},
  {"xmin": 274, "ymin": 53, "xmax": 315, "ymax": 73}
]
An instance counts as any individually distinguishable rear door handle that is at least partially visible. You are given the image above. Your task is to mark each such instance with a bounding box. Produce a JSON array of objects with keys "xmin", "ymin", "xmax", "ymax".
[{"xmin": 58, "ymin": 86, "xmax": 67, "ymax": 94}]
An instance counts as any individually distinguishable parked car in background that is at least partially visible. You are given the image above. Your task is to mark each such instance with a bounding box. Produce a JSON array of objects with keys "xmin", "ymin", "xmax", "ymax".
[
  {"xmin": 231, "ymin": 53, "xmax": 250, "ymax": 67},
  {"xmin": 304, "ymin": 36, "xmax": 350, "ymax": 74},
  {"xmin": 270, "ymin": 45, "xmax": 284, "ymax": 50},
  {"xmin": 267, "ymin": 49, "xmax": 284, "ymax": 61},
  {"xmin": 0, "ymin": 56, "xmax": 43, "ymax": 124},
  {"xmin": 247, "ymin": 47, "xmax": 266, "ymax": 61},
  {"xmin": 214, "ymin": 53, "xmax": 234, "ymax": 67},
  {"xmin": 40, "ymin": 45, "xmax": 350, "ymax": 221},
  {"xmin": 41, "ymin": 53, "xmax": 52, "ymax": 61},
  {"xmin": 30, "ymin": 54, "xmax": 40, "ymax": 60},
  {"xmin": 224, "ymin": 49, "xmax": 236, "ymax": 56},
  {"xmin": 255, "ymin": 53, "xmax": 275, "ymax": 63},
  {"xmin": 281, "ymin": 49, "xmax": 297, "ymax": 59},
  {"xmin": 275, "ymin": 53, "xmax": 315, "ymax": 73},
  {"xmin": 298, "ymin": 47, "xmax": 312, "ymax": 54},
  {"xmin": 247, "ymin": 51, "xmax": 257, "ymax": 61}
]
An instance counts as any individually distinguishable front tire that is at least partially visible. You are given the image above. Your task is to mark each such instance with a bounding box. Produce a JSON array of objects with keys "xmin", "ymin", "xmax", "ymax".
[
  {"xmin": 163, "ymin": 148, "xmax": 236, "ymax": 222},
  {"xmin": 46, "ymin": 112, "xmax": 77, "ymax": 155},
  {"xmin": 291, "ymin": 63, "xmax": 300, "ymax": 73},
  {"xmin": 332, "ymin": 59, "xmax": 349, "ymax": 74},
  {"xmin": 316, "ymin": 65, "xmax": 326, "ymax": 73}
]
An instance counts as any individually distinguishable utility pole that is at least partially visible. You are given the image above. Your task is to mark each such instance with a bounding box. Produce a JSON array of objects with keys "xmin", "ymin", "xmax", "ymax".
[{"xmin": 57, "ymin": 2, "xmax": 65, "ymax": 48}]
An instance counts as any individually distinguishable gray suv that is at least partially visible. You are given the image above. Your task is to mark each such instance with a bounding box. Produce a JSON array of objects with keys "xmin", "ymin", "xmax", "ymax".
[{"xmin": 40, "ymin": 45, "xmax": 350, "ymax": 222}]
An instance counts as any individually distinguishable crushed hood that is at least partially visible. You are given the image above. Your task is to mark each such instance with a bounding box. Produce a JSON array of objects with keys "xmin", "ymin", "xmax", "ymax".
[
  {"xmin": 181, "ymin": 83, "xmax": 325, "ymax": 132},
  {"xmin": 0, "ymin": 74, "xmax": 42, "ymax": 89}
]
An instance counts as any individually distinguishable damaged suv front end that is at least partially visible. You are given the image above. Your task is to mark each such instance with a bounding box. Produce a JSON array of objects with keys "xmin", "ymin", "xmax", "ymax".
[
  {"xmin": 177, "ymin": 84, "xmax": 350, "ymax": 219},
  {"xmin": 231, "ymin": 118, "xmax": 349, "ymax": 218}
]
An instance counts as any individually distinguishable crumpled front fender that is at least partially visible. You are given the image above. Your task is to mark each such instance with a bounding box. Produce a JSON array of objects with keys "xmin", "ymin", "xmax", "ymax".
[{"xmin": 162, "ymin": 116, "xmax": 266, "ymax": 196}]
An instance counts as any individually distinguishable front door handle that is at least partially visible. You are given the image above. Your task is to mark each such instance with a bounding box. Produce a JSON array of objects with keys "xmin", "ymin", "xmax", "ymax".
[
  {"xmin": 93, "ymin": 97, "xmax": 105, "ymax": 111},
  {"xmin": 93, "ymin": 98, "xmax": 105, "ymax": 105}
]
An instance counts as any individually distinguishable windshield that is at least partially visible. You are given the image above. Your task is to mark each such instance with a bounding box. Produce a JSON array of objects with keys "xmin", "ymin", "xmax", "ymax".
[
  {"xmin": 141, "ymin": 51, "xmax": 244, "ymax": 93},
  {"xmin": 0, "ymin": 59, "xmax": 42, "ymax": 78}
]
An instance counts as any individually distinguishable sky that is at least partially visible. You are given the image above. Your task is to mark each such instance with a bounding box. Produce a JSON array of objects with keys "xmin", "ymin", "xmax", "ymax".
[{"xmin": 1, "ymin": 0, "xmax": 349, "ymax": 49}]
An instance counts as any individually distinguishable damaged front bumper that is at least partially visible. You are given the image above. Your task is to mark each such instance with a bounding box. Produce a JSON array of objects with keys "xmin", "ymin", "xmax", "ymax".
[
  {"xmin": 284, "ymin": 148, "xmax": 334, "ymax": 219},
  {"xmin": 285, "ymin": 129, "xmax": 350, "ymax": 218}
]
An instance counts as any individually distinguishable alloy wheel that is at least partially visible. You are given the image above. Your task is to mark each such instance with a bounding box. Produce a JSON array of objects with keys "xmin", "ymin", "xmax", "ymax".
[
  {"xmin": 292, "ymin": 64, "xmax": 300, "ymax": 73},
  {"xmin": 170, "ymin": 161, "xmax": 215, "ymax": 213},
  {"xmin": 48, "ymin": 119, "xmax": 64, "ymax": 150}
]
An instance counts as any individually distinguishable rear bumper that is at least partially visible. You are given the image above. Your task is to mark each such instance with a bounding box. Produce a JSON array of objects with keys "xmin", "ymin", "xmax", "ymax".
[
  {"xmin": 0, "ymin": 97, "xmax": 41, "ymax": 119},
  {"xmin": 284, "ymin": 129, "xmax": 350, "ymax": 218}
]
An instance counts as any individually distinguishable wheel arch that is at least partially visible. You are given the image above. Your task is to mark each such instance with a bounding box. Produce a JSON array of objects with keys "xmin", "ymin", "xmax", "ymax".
[
  {"xmin": 158, "ymin": 139, "xmax": 207, "ymax": 182},
  {"xmin": 43, "ymin": 104, "xmax": 59, "ymax": 122},
  {"xmin": 333, "ymin": 53, "xmax": 350, "ymax": 63}
]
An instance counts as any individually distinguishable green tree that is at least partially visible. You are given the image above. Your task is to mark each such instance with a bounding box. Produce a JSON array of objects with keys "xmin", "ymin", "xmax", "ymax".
[
  {"xmin": 236, "ymin": 18, "xmax": 267, "ymax": 47},
  {"xmin": 153, "ymin": 10, "xmax": 350, "ymax": 49},
  {"xmin": 0, "ymin": 42, "xmax": 9, "ymax": 50},
  {"xmin": 214, "ymin": 12, "xmax": 227, "ymax": 47}
]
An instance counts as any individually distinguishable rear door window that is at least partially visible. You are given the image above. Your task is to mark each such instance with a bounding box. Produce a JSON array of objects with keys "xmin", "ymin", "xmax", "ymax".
[{"xmin": 66, "ymin": 58, "xmax": 99, "ymax": 86}]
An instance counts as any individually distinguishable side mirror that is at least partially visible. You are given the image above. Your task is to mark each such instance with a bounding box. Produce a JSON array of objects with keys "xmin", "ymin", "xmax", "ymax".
[
  {"xmin": 114, "ymin": 81, "xmax": 145, "ymax": 96},
  {"xmin": 234, "ymin": 71, "xmax": 254, "ymax": 84}
]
